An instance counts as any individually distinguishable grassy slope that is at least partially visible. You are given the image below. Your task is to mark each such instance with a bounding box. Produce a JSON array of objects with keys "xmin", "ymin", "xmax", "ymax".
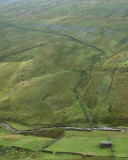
[{"xmin": 0, "ymin": 0, "xmax": 128, "ymax": 128}]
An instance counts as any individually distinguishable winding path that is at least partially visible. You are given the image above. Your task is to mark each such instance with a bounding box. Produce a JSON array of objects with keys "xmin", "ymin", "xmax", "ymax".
[{"xmin": 0, "ymin": 122, "xmax": 128, "ymax": 133}]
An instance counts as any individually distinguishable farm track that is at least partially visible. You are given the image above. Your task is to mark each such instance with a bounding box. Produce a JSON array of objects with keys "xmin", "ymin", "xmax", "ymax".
[
  {"xmin": 0, "ymin": 22, "xmax": 128, "ymax": 153},
  {"xmin": 0, "ymin": 121, "xmax": 128, "ymax": 133}
]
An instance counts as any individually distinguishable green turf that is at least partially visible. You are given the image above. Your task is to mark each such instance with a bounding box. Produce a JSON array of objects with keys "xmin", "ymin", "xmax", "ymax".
[{"xmin": 47, "ymin": 130, "xmax": 128, "ymax": 157}]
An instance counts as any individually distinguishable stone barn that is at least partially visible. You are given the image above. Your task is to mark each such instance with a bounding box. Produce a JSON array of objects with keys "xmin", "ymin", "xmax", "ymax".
[{"xmin": 100, "ymin": 141, "xmax": 112, "ymax": 148}]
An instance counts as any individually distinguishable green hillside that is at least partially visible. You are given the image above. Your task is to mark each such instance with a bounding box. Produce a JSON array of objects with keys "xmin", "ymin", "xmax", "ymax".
[{"xmin": 0, "ymin": 0, "xmax": 128, "ymax": 128}]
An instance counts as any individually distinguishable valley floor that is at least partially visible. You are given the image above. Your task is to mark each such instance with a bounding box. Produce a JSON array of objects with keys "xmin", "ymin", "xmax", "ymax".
[{"xmin": 0, "ymin": 123, "xmax": 128, "ymax": 160}]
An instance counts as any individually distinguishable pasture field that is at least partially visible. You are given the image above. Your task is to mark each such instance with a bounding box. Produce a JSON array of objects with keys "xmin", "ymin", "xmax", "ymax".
[
  {"xmin": 47, "ymin": 130, "xmax": 128, "ymax": 157},
  {"xmin": 0, "ymin": 128, "xmax": 128, "ymax": 159},
  {"xmin": 0, "ymin": 128, "xmax": 53, "ymax": 150}
]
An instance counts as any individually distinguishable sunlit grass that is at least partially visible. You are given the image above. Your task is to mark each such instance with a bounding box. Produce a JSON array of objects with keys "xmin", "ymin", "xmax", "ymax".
[{"xmin": 48, "ymin": 130, "xmax": 128, "ymax": 157}]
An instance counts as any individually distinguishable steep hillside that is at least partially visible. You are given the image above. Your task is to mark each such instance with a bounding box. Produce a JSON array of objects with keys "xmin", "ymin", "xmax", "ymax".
[{"xmin": 0, "ymin": 0, "xmax": 128, "ymax": 128}]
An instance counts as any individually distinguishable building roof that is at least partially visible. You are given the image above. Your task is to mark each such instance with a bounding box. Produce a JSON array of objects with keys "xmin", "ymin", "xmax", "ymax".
[{"xmin": 100, "ymin": 141, "xmax": 112, "ymax": 144}]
